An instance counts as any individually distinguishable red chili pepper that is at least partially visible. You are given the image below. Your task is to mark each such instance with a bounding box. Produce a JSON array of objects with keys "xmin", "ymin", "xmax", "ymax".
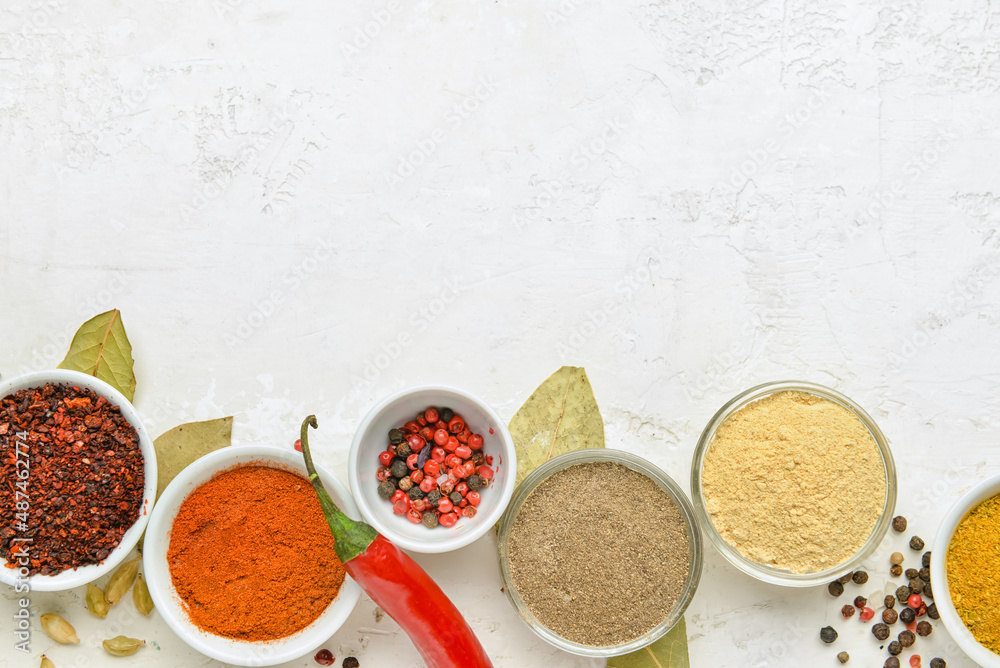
[{"xmin": 300, "ymin": 416, "xmax": 493, "ymax": 668}]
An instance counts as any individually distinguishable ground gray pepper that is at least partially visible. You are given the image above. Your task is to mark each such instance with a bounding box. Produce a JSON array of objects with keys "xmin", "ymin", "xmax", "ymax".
[{"xmin": 505, "ymin": 461, "xmax": 690, "ymax": 646}]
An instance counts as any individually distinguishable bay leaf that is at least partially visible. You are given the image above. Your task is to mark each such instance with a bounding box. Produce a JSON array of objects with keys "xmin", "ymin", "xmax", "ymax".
[
  {"xmin": 508, "ymin": 366, "xmax": 604, "ymax": 490},
  {"xmin": 153, "ymin": 416, "xmax": 233, "ymax": 501},
  {"xmin": 58, "ymin": 309, "xmax": 136, "ymax": 401},
  {"xmin": 607, "ymin": 618, "xmax": 690, "ymax": 668}
]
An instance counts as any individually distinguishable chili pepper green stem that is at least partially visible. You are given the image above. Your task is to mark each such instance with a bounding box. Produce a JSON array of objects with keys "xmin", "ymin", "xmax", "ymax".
[{"xmin": 300, "ymin": 415, "xmax": 378, "ymax": 563}]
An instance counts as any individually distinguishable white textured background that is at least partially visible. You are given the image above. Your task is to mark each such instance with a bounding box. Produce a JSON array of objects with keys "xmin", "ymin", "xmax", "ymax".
[{"xmin": 2, "ymin": 0, "xmax": 999, "ymax": 666}]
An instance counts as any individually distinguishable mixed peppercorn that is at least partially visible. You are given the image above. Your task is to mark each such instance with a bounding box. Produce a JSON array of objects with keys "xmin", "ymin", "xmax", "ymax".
[
  {"xmin": 820, "ymin": 517, "xmax": 946, "ymax": 667},
  {"xmin": 375, "ymin": 407, "xmax": 494, "ymax": 528}
]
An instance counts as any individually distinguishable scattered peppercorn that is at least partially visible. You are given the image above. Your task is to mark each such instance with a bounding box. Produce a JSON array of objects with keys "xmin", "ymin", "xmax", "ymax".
[
  {"xmin": 820, "ymin": 626, "xmax": 838, "ymax": 643},
  {"xmin": 342, "ymin": 658, "xmax": 360, "ymax": 668},
  {"xmin": 860, "ymin": 606, "xmax": 875, "ymax": 621},
  {"xmin": 909, "ymin": 578, "xmax": 925, "ymax": 595},
  {"xmin": 885, "ymin": 658, "xmax": 900, "ymax": 668},
  {"xmin": 922, "ymin": 551, "xmax": 931, "ymax": 568},
  {"xmin": 910, "ymin": 658, "xmax": 922, "ymax": 668},
  {"xmin": 896, "ymin": 585, "xmax": 912, "ymax": 604},
  {"xmin": 829, "ymin": 581, "xmax": 845, "ymax": 597},
  {"xmin": 892, "ymin": 516, "xmax": 908, "ymax": 532},
  {"xmin": 854, "ymin": 595, "xmax": 868, "ymax": 608},
  {"xmin": 926, "ymin": 603, "xmax": 939, "ymax": 620},
  {"xmin": 837, "ymin": 572, "xmax": 854, "ymax": 584},
  {"xmin": 929, "ymin": 659, "xmax": 945, "ymax": 668},
  {"xmin": 884, "ymin": 595, "xmax": 896, "ymax": 609},
  {"xmin": 909, "ymin": 536, "xmax": 925, "ymax": 551},
  {"xmin": 842, "ymin": 604, "xmax": 856, "ymax": 619},
  {"xmin": 888, "ymin": 640, "xmax": 902, "ymax": 655},
  {"xmin": 923, "ymin": 582, "xmax": 933, "ymax": 600},
  {"xmin": 890, "ymin": 564, "xmax": 903, "ymax": 577},
  {"xmin": 883, "ymin": 608, "xmax": 898, "ymax": 624},
  {"xmin": 918, "ymin": 567, "xmax": 929, "ymax": 582},
  {"xmin": 873, "ymin": 623, "xmax": 891, "ymax": 640},
  {"xmin": 905, "ymin": 568, "xmax": 919, "ymax": 580},
  {"xmin": 314, "ymin": 649, "xmax": 335, "ymax": 665},
  {"xmin": 853, "ymin": 571, "xmax": 869, "ymax": 585},
  {"xmin": 908, "ymin": 594, "xmax": 923, "ymax": 609},
  {"xmin": 890, "ymin": 552, "xmax": 904, "ymax": 565},
  {"xmin": 838, "ymin": 651, "xmax": 850, "ymax": 664},
  {"xmin": 900, "ymin": 607, "xmax": 916, "ymax": 624},
  {"xmin": 899, "ymin": 630, "xmax": 915, "ymax": 648},
  {"xmin": 916, "ymin": 621, "xmax": 932, "ymax": 637}
]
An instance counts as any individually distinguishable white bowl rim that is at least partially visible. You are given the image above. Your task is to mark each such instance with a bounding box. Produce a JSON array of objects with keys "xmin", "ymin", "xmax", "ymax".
[
  {"xmin": 142, "ymin": 444, "xmax": 362, "ymax": 667},
  {"xmin": 348, "ymin": 384, "xmax": 517, "ymax": 553},
  {"xmin": 0, "ymin": 368, "xmax": 156, "ymax": 591},
  {"xmin": 931, "ymin": 470, "xmax": 1000, "ymax": 667}
]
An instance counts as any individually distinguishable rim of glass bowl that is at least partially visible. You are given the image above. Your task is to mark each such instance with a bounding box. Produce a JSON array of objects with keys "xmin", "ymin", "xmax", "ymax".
[
  {"xmin": 497, "ymin": 448, "xmax": 703, "ymax": 657},
  {"xmin": 690, "ymin": 380, "xmax": 897, "ymax": 587}
]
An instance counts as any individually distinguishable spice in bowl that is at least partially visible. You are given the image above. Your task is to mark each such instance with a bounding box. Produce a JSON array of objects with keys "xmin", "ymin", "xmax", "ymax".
[
  {"xmin": 0, "ymin": 383, "xmax": 144, "ymax": 575},
  {"xmin": 167, "ymin": 465, "xmax": 347, "ymax": 640},
  {"xmin": 375, "ymin": 406, "xmax": 494, "ymax": 529},
  {"xmin": 946, "ymin": 491, "xmax": 1000, "ymax": 654},
  {"xmin": 505, "ymin": 460, "xmax": 691, "ymax": 647},
  {"xmin": 700, "ymin": 390, "xmax": 887, "ymax": 573}
]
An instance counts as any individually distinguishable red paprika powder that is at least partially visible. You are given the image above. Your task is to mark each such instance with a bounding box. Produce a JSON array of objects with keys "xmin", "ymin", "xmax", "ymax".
[{"xmin": 167, "ymin": 465, "xmax": 346, "ymax": 641}]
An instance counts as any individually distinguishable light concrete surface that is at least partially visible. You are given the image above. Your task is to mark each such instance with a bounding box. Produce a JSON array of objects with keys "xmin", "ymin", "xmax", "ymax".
[{"xmin": 2, "ymin": 0, "xmax": 999, "ymax": 666}]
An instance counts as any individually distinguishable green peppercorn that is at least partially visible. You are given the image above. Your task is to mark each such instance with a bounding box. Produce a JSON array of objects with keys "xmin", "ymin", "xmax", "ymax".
[
  {"xmin": 898, "ymin": 630, "xmax": 915, "ymax": 648},
  {"xmin": 890, "ymin": 564, "xmax": 903, "ymax": 577},
  {"xmin": 439, "ymin": 407, "xmax": 454, "ymax": 423},
  {"xmin": 922, "ymin": 551, "xmax": 931, "ymax": 568},
  {"xmin": 421, "ymin": 513, "xmax": 438, "ymax": 529},
  {"xmin": 916, "ymin": 620, "xmax": 933, "ymax": 637},
  {"xmin": 467, "ymin": 474, "xmax": 486, "ymax": 490},
  {"xmin": 449, "ymin": 491, "xmax": 462, "ymax": 506},
  {"xmin": 852, "ymin": 570, "xmax": 869, "ymax": 585},
  {"xmin": 929, "ymin": 658, "xmax": 946, "ymax": 668},
  {"xmin": 427, "ymin": 490, "xmax": 443, "ymax": 505},
  {"xmin": 896, "ymin": 585, "xmax": 912, "ymax": 604},
  {"xmin": 829, "ymin": 581, "xmax": 845, "ymax": 597},
  {"xmin": 892, "ymin": 516, "xmax": 907, "ymax": 533},
  {"xmin": 884, "ymin": 658, "xmax": 900, "ymax": 668},
  {"xmin": 900, "ymin": 607, "xmax": 916, "ymax": 624},
  {"xmin": 854, "ymin": 595, "xmax": 867, "ymax": 608},
  {"xmin": 389, "ymin": 460, "xmax": 408, "ymax": 478},
  {"xmin": 919, "ymin": 566, "xmax": 930, "ymax": 582},
  {"xmin": 388, "ymin": 428, "xmax": 404, "ymax": 444},
  {"xmin": 837, "ymin": 651, "xmax": 850, "ymax": 664},
  {"xmin": 910, "ymin": 535, "xmax": 925, "ymax": 551},
  {"xmin": 882, "ymin": 608, "xmax": 898, "ymax": 624},
  {"xmin": 377, "ymin": 480, "xmax": 396, "ymax": 499},
  {"xmin": 888, "ymin": 640, "xmax": 902, "ymax": 655},
  {"xmin": 820, "ymin": 626, "xmax": 838, "ymax": 643},
  {"xmin": 406, "ymin": 486, "xmax": 424, "ymax": 501},
  {"xmin": 842, "ymin": 604, "xmax": 856, "ymax": 618},
  {"xmin": 884, "ymin": 594, "xmax": 895, "ymax": 609},
  {"xmin": 872, "ymin": 623, "xmax": 890, "ymax": 640}
]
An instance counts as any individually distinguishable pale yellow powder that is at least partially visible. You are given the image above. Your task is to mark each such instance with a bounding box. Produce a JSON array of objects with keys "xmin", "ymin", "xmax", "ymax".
[{"xmin": 701, "ymin": 391, "xmax": 887, "ymax": 573}]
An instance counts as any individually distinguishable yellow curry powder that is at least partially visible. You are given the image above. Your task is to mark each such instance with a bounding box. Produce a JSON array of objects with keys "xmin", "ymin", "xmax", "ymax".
[{"xmin": 947, "ymin": 492, "xmax": 1000, "ymax": 654}]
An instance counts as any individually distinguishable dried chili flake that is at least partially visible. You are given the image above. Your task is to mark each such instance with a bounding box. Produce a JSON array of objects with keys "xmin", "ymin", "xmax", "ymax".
[{"xmin": 0, "ymin": 383, "xmax": 144, "ymax": 575}]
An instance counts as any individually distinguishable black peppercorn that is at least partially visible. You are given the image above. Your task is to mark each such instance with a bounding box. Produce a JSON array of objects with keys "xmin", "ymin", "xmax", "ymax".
[
  {"xmin": 916, "ymin": 620, "xmax": 933, "ymax": 637},
  {"xmin": 407, "ymin": 486, "xmax": 424, "ymax": 501},
  {"xmin": 837, "ymin": 651, "xmax": 850, "ymax": 664},
  {"xmin": 905, "ymin": 568, "xmax": 919, "ymax": 580},
  {"xmin": 892, "ymin": 515, "xmax": 907, "ymax": 532},
  {"xmin": 884, "ymin": 658, "xmax": 900, "ymax": 668},
  {"xmin": 467, "ymin": 474, "xmax": 486, "ymax": 490},
  {"xmin": 900, "ymin": 607, "xmax": 916, "ymax": 624},
  {"xmin": 829, "ymin": 581, "xmax": 845, "ymax": 597},
  {"xmin": 820, "ymin": 626, "xmax": 838, "ymax": 643},
  {"xmin": 927, "ymin": 603, "xmax": 939, "ymax": 619},
  {"xmin": 924, "ymin": 582, "xmax": 934, "ymax": 600},
  {"xmin": 896, "ymin": 585, "xmax": 912, "ymax": 603},
  {"xmin": 890, "ymin": 564, "xmax": 903, "ymax": 577},
  {"xmin": 909, "ymin": 578, "xmax": 925, "ymax": 595},
  {"xmin": 389, "ymin": 459, "xmax": 408, "ymax": 479},
  {"xmin": 842, "ymin": 604, "xmax": 856, "ymax": 618},
  {"xmin": 388, "ymin": 428, "xmax": 404, "ymax": 444},
  {"xmin": 888, "ymin": 640, "xmax": 902, "ymax": 655},
  {"xmin": 421, "ymin": 512, "xmax": 439, "ymax": 529},
  {"xmin": 439, "ymin": 407, "xmax": 454, "ymax": 423},
  {"xmin": 884, "ymin": 594, "xmax": 895, "ymax": 609},
  {"xmin": 882, "ymin": 608, "xmax": 898, "ymax": 624},
  {"xmin": 898, "ymin": 630, "xmax": 915, "ymax": 648},
  {"xmin": 922, "ymin": 551, "xmax": 931, "ymax": 568},
  {"xmin": 854, "ymin": 595, "xmax": 867, "ymax": 608},
  {"xmin": 910, "ymin": 535, "xmax": 925, "ymax": 550},
  {"xmin": 919, "ymin": 566, "xmax": 930, "ymax": 582},
  {"xmin": 449, "ymin": 491, "xmax": 462, "ymax": 506},
  {"xmin": 872, "ymin": 623, "xmax": 890, "ymax": 640},
  {"xmin": 343, "ymin": 656, "xmax": 360, "ymax": 668},
  {"xmin": 427, "ymin": 489, "xmax": 443, "ymax": 505},
  {"xmin": 929, "ymin": 658, "xmax": 946, "ymax": 668},
  {"xmin": 837, "ymin": 572, "xmax": 854, "ymax": 584},
  {"xmin": 853, "ymin": 570, "xmax": 869, "ymax": 585},
  {"xmin": 377, "ymin": 479, "xmax": 396, "ymax": 499}
]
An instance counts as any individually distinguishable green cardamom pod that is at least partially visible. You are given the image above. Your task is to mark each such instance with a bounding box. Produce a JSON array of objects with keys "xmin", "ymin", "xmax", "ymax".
[
  {"xmin": 39, "ymin": 613, "xmax": 79, "ymax": 644},
  {"xmin": 102, "ymin": 635, "xmax": 145, "ymax": 657},
  {"xmin": 40, "ymin": 655, "xmax": 55, "ymax": 668},
  {"xmin": 86, "ymin": 583, "xmax": 109, "ymax": 618},
  {"xmin": 104, "ymin": 555, "xmax": 140, "ymax": 604},
  {"xmin": 132, "ymin": 573, "xmax": 154, "ymax": 616}
]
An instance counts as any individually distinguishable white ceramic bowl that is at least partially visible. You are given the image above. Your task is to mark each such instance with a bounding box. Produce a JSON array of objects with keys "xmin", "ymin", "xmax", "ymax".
[
  {"xmin": 931, "ymin": 472, "xmax": 1000, "ymax": 668},
  {"xmin": 0, "ymin": 369, "xmax": 156, "ymax": 592},
  {"xmin": 349, "ymin": 385, "xmax": 516, "ymax": 553},
  {"xmin": 143, "ymin": 445, "xmax": 362, "ymax": 667}
]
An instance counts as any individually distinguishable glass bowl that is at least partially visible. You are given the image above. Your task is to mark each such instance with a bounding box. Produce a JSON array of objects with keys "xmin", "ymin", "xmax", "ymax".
[
  {"xmin": 690, "ymin": 380, "xmax": 897, "ymax": 587},
  {"xmin": 497, "ymin": 448, "xmax": 703, "ymax": 657}
]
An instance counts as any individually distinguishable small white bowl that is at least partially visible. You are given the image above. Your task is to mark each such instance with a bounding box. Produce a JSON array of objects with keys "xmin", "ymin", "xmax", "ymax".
[
  {"xmin": 931, "ymin": 471, "xmax": 1000, "ymax": 668},
  {"xmin": 0, "ymin": 369, "xmax": 156, "ymax": 592},
  {"xmin": 349, "ymin": 385, "xmax": 516, "ymax": 553},
  {"xmin": 143, "ymin": 445, "xmax": 362, "ymax": 667}
]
